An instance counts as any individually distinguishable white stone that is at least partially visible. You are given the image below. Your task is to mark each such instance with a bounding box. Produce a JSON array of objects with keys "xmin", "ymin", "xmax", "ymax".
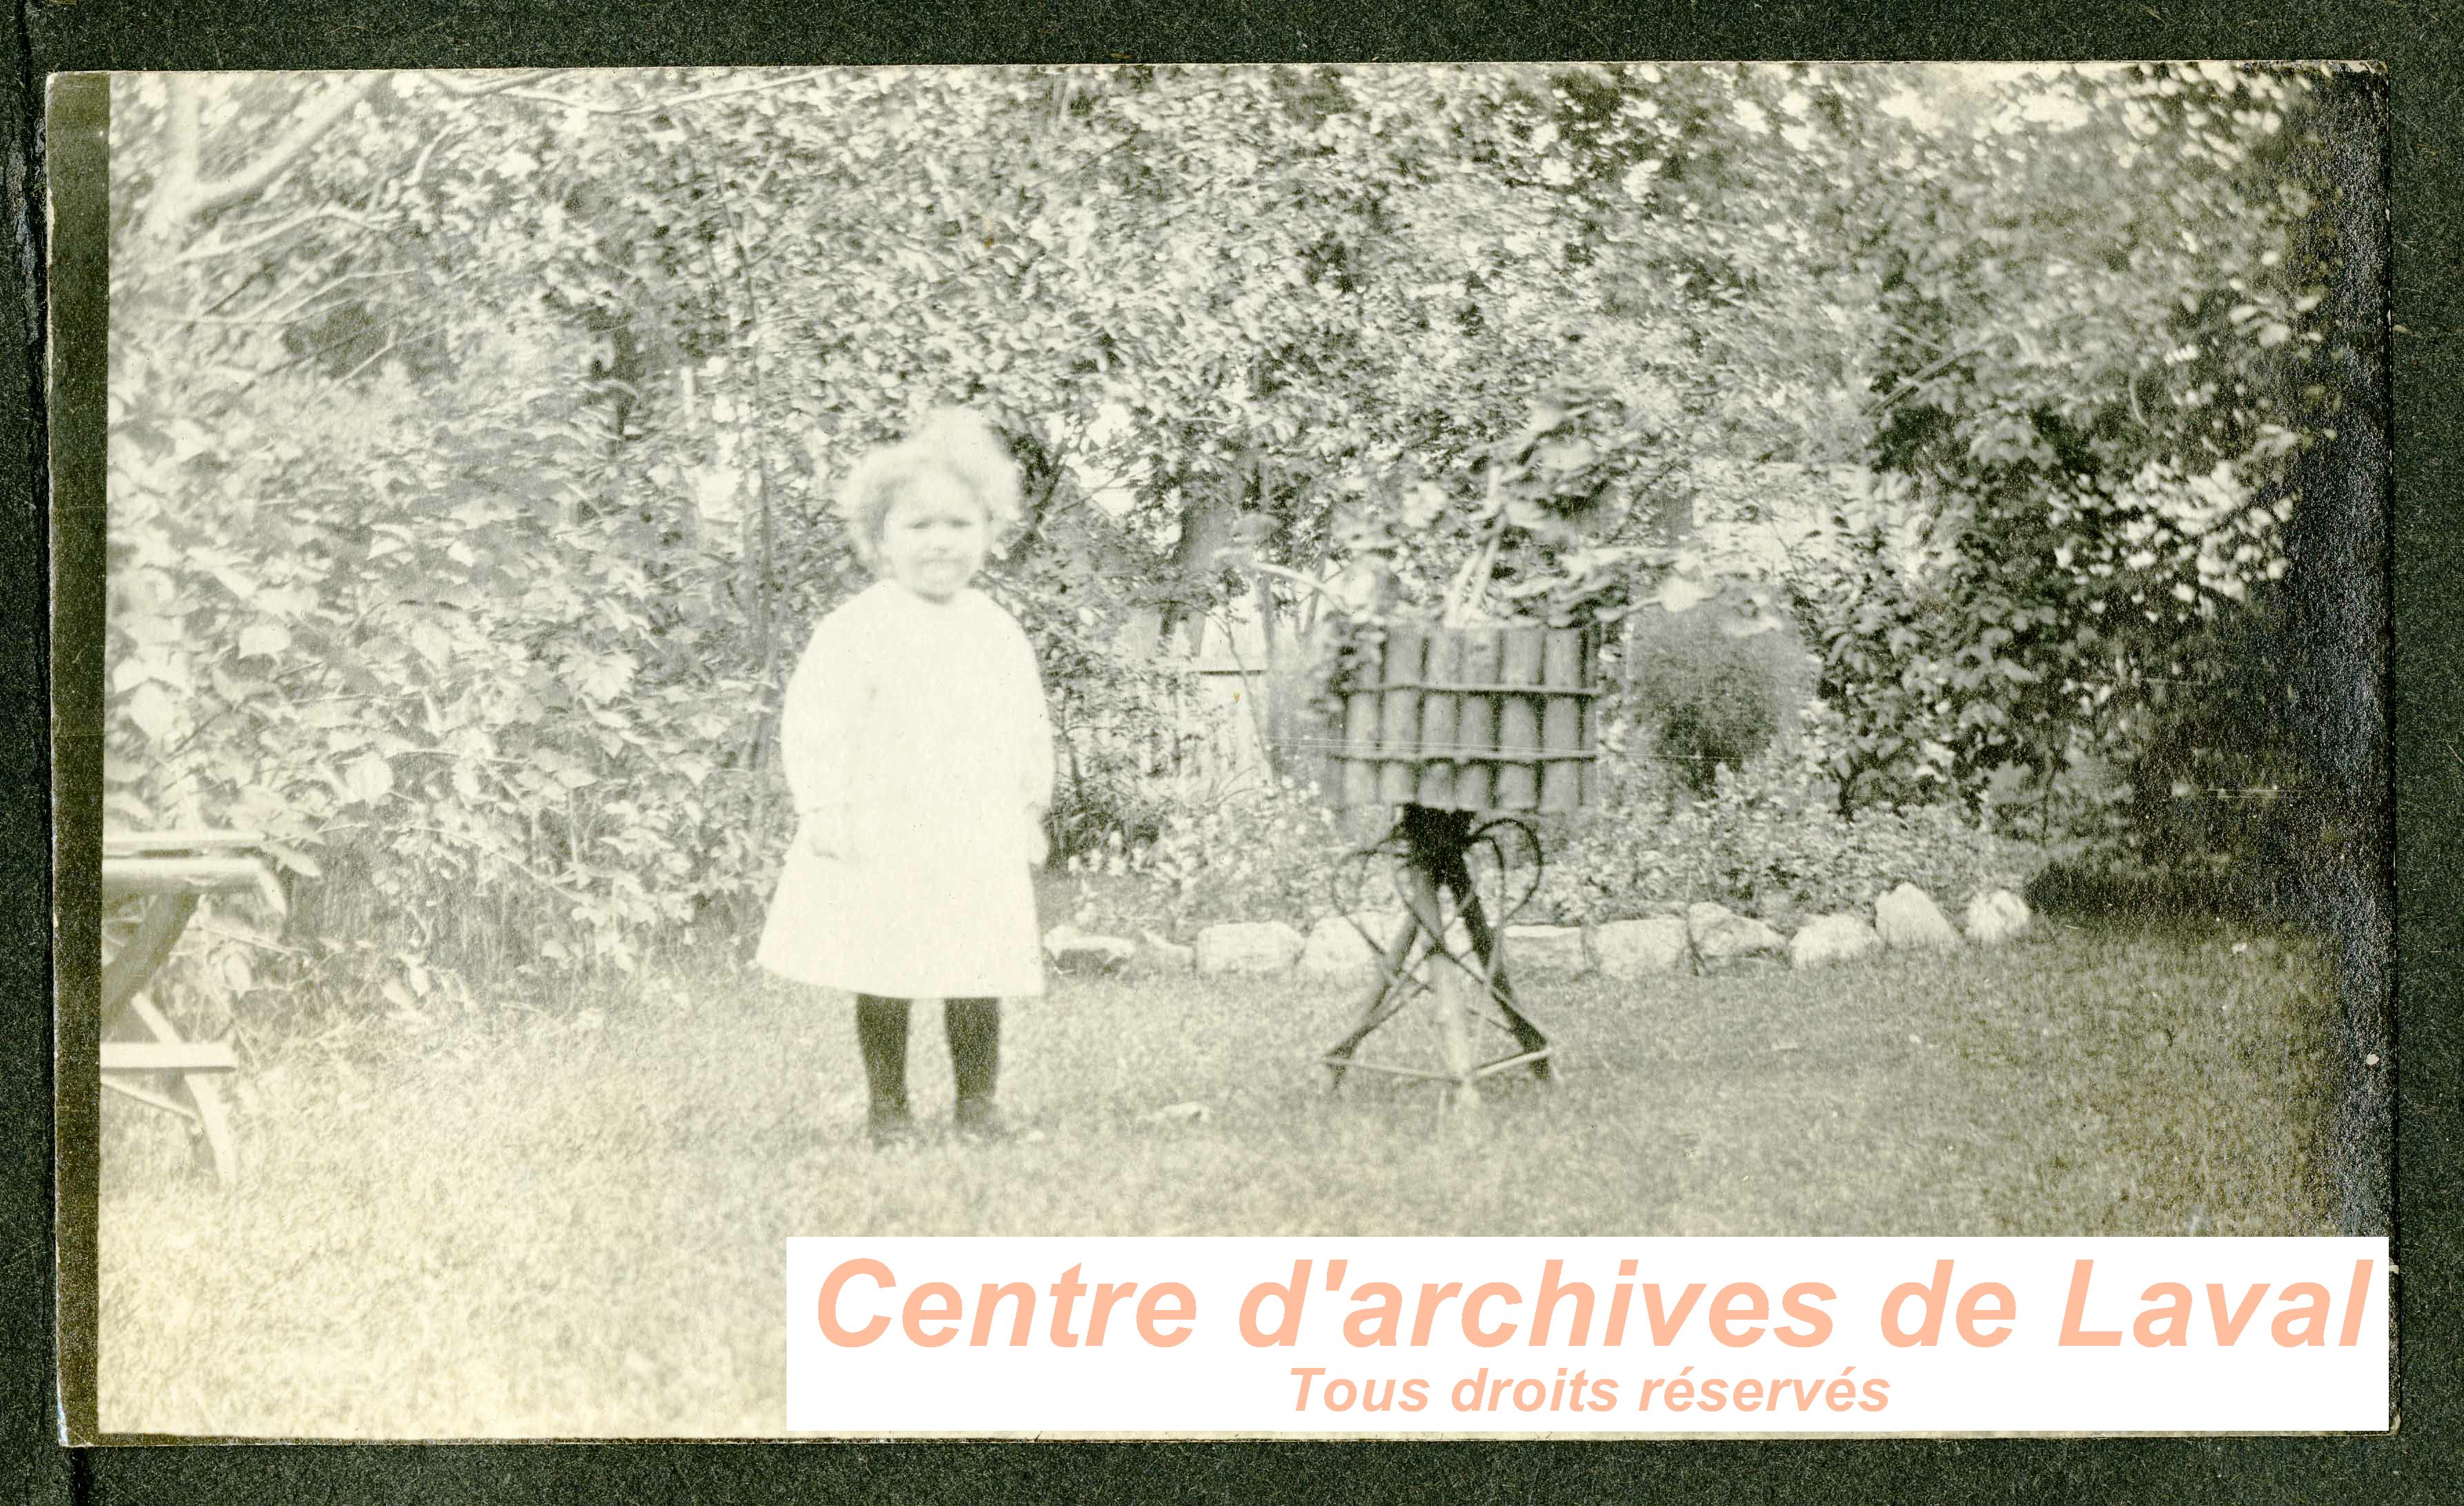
[
  {"xmin": 1593, "ymin": 917, "xmax": 1691, "ymax": 978},
  {"xmin": 1685, "ymin": 901, "xmax": 1735, "ymax": 946},
  {"xmin": 1038, "ymin": 921, "xmax": 1087, "ymax": 965},
  {"xmin": 1688, "ymin": 902, "xmax": 1786, "ymax": 964},
  {"xmin": 1701, "ymin": 915, "xmax": 1788, "ymax": 965},
  {"xmin": 1964, "ymin": 889, "xmax": 2033, "ymax": 946},
  {"xmin": 1504, "ymin": 923, "xmax": 1590, "ymax": 974},
  {"xmin": 1297, "ymin": 911, "xmax": 1406, "ymax": 978},
  {"xmin": 1043, "ymin": 922, "xmax": 1135, "ymax": 975},
  {"xmin": 1133, "ymin": 929, "xmax": 1196, "ymax": 974},
  {"xmin": 1789, "ymin": 912, "xmax": 1882, "ymax": 970},
  {"xmin": 1194, "ymin": 920, "xmax": 1305, "ymax": 975},
  {"xmin": 1875, "ymin": 883, "xmax": 1961, "ymax": 950},
  {"xmin": 1052, "ymin": 934, "xmax": 1135, "ymax": 975}
]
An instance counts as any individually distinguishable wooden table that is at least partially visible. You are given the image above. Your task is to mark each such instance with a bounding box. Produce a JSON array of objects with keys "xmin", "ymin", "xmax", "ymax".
[{"xmin": 100, "ymin": 828, "xmax": 285, "ymax": 1184}]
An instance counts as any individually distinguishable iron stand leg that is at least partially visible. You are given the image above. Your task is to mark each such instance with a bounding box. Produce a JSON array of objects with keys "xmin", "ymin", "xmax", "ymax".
[{"xmin": 1322, "ymin": 805, "xmax": 1553, "ymax": 1095}]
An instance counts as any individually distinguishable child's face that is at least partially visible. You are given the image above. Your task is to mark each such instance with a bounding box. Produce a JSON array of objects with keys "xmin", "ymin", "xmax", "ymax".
[{"xmin": 876, "ymin": 470, "xmax": 989, "ymax": 602}]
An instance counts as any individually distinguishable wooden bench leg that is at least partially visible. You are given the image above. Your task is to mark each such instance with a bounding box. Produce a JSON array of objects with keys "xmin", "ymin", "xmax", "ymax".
[
  {"xmin": 119, "ymin": 993, "xmax": 239, "ymax": 1185},
  {"xmin": 102, "ymin": 894, "xmax": 197, "ymax": 1022}
]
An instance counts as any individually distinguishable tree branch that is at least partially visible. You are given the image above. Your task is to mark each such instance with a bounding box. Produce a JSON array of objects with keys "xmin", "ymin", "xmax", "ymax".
[
  {"xmin": 164, "ymin": 75, "xmax": 384, "ymax": 230},
  {"xmin": 483, "ymin": 72, "xmax": 831, "ymax": 119},
  {"xmin": 615, "ymin": 70, "xmax": 834, "ymax": 115},
  {"xmin": 219, "ymin": 266, "xmax": 419, "ymax": 327},
  {"xmin": 166, "ymin": 78, "xmax": 202, "ymax": 206},
  {"xmin": 170, "ymin": 205, "xmax": 387, "ymax": 267},
  {"xmin": 402, "ymin": 122, "xmax": 465, "ymax": 195},
  {"xmin": 491, "ymin": 90, "xmax": 624, "ymax": 116},
  {"xmin": 421, "ymin": 70, "xmax": 560, "ymax": 99}
]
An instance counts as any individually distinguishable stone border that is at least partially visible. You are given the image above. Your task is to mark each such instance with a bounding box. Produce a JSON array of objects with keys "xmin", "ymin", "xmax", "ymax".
[{"xmin": 1048, "ymin": 884, "xmax": 2034, "ymax": 979}]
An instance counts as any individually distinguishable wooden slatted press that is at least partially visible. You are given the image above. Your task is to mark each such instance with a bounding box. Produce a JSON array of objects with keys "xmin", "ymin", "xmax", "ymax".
[{"xmin": 1318, "ymin": 625, "xmax": 1599, "ymax": 1106}]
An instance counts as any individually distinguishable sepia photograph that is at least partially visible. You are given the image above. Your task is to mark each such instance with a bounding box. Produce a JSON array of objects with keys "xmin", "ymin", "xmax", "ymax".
[{"xmin": 68, "ymin": 60, "xmax": 2387, "ymax": 1438}]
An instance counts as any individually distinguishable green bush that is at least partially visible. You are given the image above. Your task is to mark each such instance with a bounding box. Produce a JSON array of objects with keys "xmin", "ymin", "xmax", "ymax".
[
  {"xmin": 1058, "ymin": 775, "xmax": 1388, "ymax": 936},
  {"xmin": 1622, "ymin": 595, "xmax": 1811, "ymax": 796},
  {"xmin": 1052, "ymin": 728, "xmax": 2046, "ymax": 943},
  {"xmin": 1533, "ymin": 740, "xmax": 2047, "ymax": 926}
]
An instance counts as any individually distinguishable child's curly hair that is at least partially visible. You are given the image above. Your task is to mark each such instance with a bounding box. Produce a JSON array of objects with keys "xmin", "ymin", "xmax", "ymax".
[{"xmin": 836, "ymin": 407, "xmax": 1025, "ymax": 570}]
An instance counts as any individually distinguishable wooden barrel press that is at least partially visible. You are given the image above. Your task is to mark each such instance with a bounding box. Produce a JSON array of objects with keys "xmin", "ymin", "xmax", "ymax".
[{"xmin": 1318, "ymin": 626, "xmax": 1598, "ymax": 1104}]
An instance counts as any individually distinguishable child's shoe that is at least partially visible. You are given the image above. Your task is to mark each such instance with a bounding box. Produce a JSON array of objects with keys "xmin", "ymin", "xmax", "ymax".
[
  {"xmin": 867, "ymin": 1109, "xmax": 920, "ymax": 1149},
  {"xmin": 952, "ymin": 1097, "xmax": 1012, "ymax": 1143}
]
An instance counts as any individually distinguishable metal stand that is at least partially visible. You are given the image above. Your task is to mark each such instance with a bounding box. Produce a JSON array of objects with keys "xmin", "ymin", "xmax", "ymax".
[{"xmin": 1321, "ymin": 804, "xmax": 1552, "ymax": 1104}]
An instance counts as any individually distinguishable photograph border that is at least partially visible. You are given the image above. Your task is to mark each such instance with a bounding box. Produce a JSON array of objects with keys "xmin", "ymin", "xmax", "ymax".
[{"xmin": 5, "ymin": 0, "xmax": 2456, "ymax": 1498}]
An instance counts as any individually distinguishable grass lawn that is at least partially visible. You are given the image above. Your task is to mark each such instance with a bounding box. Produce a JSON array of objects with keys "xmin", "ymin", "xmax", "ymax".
[{"xmin": 95, "ymin": 917, "xmax": 2344, "ymax": 1438}]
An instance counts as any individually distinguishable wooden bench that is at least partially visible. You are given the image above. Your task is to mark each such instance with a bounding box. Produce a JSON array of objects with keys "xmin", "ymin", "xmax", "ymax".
[{"xmin": 100, "ymin": 828, "xmax": 285, "ymax": 1184}]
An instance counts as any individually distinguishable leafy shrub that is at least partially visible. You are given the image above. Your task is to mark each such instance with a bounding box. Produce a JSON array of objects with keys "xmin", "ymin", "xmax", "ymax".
[
  {"xmin": 107, "ymin": 366, "xmax": 776, "ymax": 995},
  {"xmin": 105, "ymin": 358, "xmax": 1175, "ymax": 1009},
  {"xmin": 1622, "ymin": 594, "xmax": 1811, "ymax": 796},
  {"xmin": 1532, "ymin": 739, "xmax": 2046, "ymax": 926},
  {"xmin": 1053, "ymin": 727, "xmax": 2044, "ymax": 943},
  {"xmin": 1780, "ymin": 505, "xmax": 1969, "ymax": 814},
  {"xmin": 1058, "ymin": 775, "xmax": 1386, "ymax": 935}
]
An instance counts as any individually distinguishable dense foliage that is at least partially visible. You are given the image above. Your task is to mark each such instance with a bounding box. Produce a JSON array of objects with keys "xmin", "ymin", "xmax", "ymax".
[
  {"xmin": 1532, "ymin": 750, "xmax": 2047, "ymax": 928},
  {"xmin": 1058, "ymin": 755, "xmax": 2043, "ymax": 937},
  {"xmin": 103, "ymin": 63, "xmax": 2378, "ymax": 1008},
  {"xmin": 1768, "ymin": 69, "xmax": 2380, "ymax": 877}
]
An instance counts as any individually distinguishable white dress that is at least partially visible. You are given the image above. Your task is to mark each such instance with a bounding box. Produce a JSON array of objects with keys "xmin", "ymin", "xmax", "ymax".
[{"xmin": 755, "ymin": 580, "xmax": 1054, "ymax": 999}]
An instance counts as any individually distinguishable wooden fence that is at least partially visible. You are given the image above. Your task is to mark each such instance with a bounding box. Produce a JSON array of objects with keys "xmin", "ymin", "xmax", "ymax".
[{"xmin": 1058, "ymin": 660, "xmax": 1280, "ymax": 805}]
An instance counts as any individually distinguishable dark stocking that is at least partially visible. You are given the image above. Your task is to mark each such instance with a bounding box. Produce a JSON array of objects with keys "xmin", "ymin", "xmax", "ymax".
[
  {"xmin": 853, "ymin": 995, "xmax": 911, "ymax": 1124},
  {"xmin": 943, "ymin": 997, "xmax": 1001, "ymax": 1109}
]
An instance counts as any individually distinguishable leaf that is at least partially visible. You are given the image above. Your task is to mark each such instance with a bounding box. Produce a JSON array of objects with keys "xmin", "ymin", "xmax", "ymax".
[
  {"xmin": 237, "ymin": 623, "xmax": 291, "ymax": 658},
  {"xmin": 1535, "ymin": 439, "xmax": 1596, "ymax": 474},
  {"xmin": 1659, "ymin": 576, "xmax": 1711, "ymax": 613},
  {"xmin": 2256, "ymin": 322, "xmax": 2292, "ymax": 349},
  {"xmin": 344, "ymin": 752, "xmax": 395, "ymax": 805},
  {"xmin": 124, "ymin": 683, "xmax": 179, "ymax": 743},
  {"xmin": 568, "ymin": 649, "xmax": 638, "ymax": 705},
  {"xmin": 409, "ymin": 620, "xmax": 456, "ymax": 671},
  {"xmin": 266, "ymin": 842, "xmax": 325, "ymax": 878}
]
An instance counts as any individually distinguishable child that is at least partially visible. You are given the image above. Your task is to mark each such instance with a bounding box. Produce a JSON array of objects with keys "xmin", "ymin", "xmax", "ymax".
[{"xmin": 754, "ymin": 409, "xmax": 1054, "ymax": 1146}]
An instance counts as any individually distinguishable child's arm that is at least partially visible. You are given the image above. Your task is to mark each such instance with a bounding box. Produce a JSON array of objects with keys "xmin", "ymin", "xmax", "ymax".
[
  {"xmin": 779, "ymin": 614, "xmax": 861, "ymax": 858},
  {"xmin": 1014, "ymin": 620, "xmax": 1057, "ymax": 866}
]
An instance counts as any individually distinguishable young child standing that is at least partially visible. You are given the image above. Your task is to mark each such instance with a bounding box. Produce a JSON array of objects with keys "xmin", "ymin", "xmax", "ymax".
[{"xmin": 755, "ymin": 409, "xmax": 1054, "ymax": 1146}]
